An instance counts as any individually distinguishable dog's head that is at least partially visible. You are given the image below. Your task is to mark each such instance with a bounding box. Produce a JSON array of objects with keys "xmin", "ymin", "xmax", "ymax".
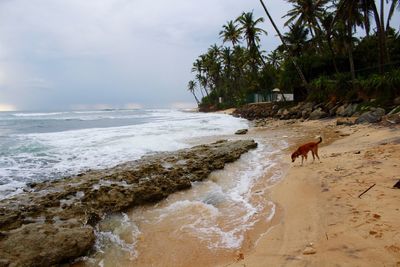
[{"xmin": 291, "ymin": 151, "xmax": 299, "ymax": 162}]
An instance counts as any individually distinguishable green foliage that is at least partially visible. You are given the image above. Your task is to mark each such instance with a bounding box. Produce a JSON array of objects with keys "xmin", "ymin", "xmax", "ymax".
[
  {"xmin": 307, "ymin": 76, "xmax": 336, "ymax": 102},
  {"xmin": 308, "ymin": 69, "xmax": 400, "ymax": 104},
  {"xmin": 187, "ymin": 2, "xmax": 400, "ymax": 110},
  {"xmin": 359, "ymin": 69, "xmax": 400, "ymax": 103}
]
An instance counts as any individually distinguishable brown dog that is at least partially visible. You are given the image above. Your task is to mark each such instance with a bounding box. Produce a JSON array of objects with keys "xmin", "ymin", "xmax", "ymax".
[{"xmin": 291, "ymin": 136, "xmax": 322, "ymax": 165}]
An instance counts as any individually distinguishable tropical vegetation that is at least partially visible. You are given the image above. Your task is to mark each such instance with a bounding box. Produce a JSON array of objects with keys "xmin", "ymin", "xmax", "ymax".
[{"xmin": 187, "ymin": 0, "xmax": 400, "ymax": 110}]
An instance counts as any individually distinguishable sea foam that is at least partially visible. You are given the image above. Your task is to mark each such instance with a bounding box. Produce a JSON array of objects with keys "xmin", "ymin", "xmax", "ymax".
[{"xmin": 0, "ymin": 109, "xmax": 248, "ymax": 200}]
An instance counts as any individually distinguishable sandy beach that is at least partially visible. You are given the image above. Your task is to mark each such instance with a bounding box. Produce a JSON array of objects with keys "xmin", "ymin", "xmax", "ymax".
[{"xmin": 227, "ymin": 119, "xmax": 400, "ymax": 267}]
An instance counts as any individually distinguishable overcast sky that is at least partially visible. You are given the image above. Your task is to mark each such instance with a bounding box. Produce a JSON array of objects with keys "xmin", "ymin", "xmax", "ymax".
[{"xmin": 0, "ymin": 1, "xmax": 398, "ymax": 111}]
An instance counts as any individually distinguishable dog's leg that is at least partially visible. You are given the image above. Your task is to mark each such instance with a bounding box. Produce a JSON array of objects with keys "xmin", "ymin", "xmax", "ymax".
[
  {"xmin": 315, "ymin": 147, "xmax": 321, "ymax": 162},
  {"xmin": 311, "ymin": 151, "xmax": 315, "ymax": 162}
]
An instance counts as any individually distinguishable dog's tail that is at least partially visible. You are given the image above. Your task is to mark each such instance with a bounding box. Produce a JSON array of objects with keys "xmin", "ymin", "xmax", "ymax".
[{"xmin": 316, "ymin": 136, "xmax": 322, "ymax": 144}]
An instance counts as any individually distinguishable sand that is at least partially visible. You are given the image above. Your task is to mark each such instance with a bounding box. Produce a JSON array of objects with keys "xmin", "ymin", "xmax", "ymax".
[{"xmin": 227, "ymin": 119, "xmax": 400, "ymax": 267}]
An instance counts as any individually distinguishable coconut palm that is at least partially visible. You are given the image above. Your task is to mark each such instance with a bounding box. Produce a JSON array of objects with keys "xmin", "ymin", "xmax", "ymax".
[
  {"xmin": 219, "ymin": 20, "xmax": 242, "ymax": 47},
  {"xmin": 284, "ymin": 23, "xmax": 310, "ymax": 56},
  {"xmin": 320, "ymin": 11, "xmax": 339, "ymax": 73},
  {"xmin": 266, "ymin": 49, "xmax": 284, "ymax": 69},
  {"xmin": 259, "ymin": 0, "xmax": 308, "ymax": 86},
  {"xmin": 236, "ymin": 12, "xmax": 267, "ymax": 50},
  {"xmin": 192, "ymin": 56, "xmax": 210, "ymax": 97},
  {"xmin": 187, "ymin": 80, "xmax": 200, "ymax": 104},
  {"xmin": 236, "ymin": 11, "xmax": 268, "ymax": 68},
  {"xmin": 336, "ymin": 0, "xmax": 364, "ymax": 80},
  {"xmin": 284, "ymin": 0, "xmax": 329, "ymax": 48}
]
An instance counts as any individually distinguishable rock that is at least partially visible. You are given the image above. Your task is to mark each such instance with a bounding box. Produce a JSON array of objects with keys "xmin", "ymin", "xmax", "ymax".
[
  {"xmin": 393, "ymin": 180, "xmax": 400, "ymax": 189},
  {"xmin": 309, "ymin": 108, "xmax": 328, "ymax": 120},
  {"xmin": 0, "ymin": 223, "xmax": 94, "ymax": 267},
  {"xmin": 343, "ymin": 103, "xmax": 358, "ymax": 117},
  {"xmin": 235, "ymin": 129, "xmax": 248, "ymax": 135},
  {"xmin": 355, "ymin": 108, "xmax": 386, "ymax": 124},
  {"xmin": 280, "ymin": 109, "xmax": 290, "ymax": 120},
  {"xmin": 329, "ymin": 104, "xmax": 341, "ymax": 116},
  {"xmin": 302, "ymin": 102, "xmax": 314, "ymax": 110},
  {"xmin": 233, "ymin": 103, "xmax": 277, "ymax": 120},
  {"xmin": 0, "ymin": 139, "xmax": 258, "ymax": 266},
  {"xmin": 303, "ymin": 244, "xmax": 317, "ymax": 255},
  {"xmin": 336, "ymin": 104, "xmax": 348, "ymax": 117},
  {"xmin": 336, "ymin": 117, "xmax": 356, "ymax": 126},
  {"xmin": 335, "ymin": 103, "xmax": 358, "ymax": 117},
  {"xmin": 384, "ymin": 113, "xmax": 400, "ymax": 124},
  {"xmin": 394, "ymin": 97, "xmax": 400, "ymax": 105}
]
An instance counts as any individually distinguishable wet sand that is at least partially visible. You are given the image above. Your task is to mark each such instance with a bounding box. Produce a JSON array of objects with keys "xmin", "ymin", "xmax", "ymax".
[
  {"xmin": 76, "ymin": 118, "xmax": 399, "ymax": 267},
  {"xmin": 228, "ymin": 119, "xmax": 400, "ymax": 267},
  {"xmin": 75, "ymin": 118, "xmax": 340, "ymax": 267}
]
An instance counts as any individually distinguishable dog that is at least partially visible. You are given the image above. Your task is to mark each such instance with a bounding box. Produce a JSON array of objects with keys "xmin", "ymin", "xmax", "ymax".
[{"xmin": 291, "ymin": 136, "xmax": 322, "ymax": 165}]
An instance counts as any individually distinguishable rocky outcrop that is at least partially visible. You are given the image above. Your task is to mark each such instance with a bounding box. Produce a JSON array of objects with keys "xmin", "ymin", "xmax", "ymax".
[
  {"xmin": 309, "ymin": 108, "xmax": 328, "ymax": 120},
  {"xmin": 233, "ymin": 101, "xmax": 390, "ymax": 124},
  {"xmin": 355, "ymin": 108, "xmax": 386, "ymax": 124},
  {"xmin": 235, "ymin": 129, "xmax": 248, "ymax": 135},
  {"xmin": 233, "ymin": 102, "xmax": 278, "ymax": 120},
  {"xmin": 0, "ymin": 139, "xmax": 257, "ymax": 267}
]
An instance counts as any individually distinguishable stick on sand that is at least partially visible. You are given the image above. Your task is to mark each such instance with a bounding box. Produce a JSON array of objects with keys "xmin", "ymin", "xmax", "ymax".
[{"xmin": 358, "ymin": 184, "xmax": 376, "ymax": 198}]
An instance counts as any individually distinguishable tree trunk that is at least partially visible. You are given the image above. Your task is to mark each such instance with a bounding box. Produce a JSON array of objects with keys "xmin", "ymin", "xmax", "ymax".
[
  {"xmin": 371, "ymin": 2, "xmax": 386, "ymax": 73},
  {"xmin": 380, "ymin": 0, "xmax": 389, "ymax": 63},
  {"xmin": 259, "ymin": 0, "xmax": 308, "ymax": 88},
  {"xmin": 347, "ymin": 24, "xmax": 356, "ymax": 81},
  {"xmin": 199, "ymin": 87, "xmax": 205, "ymax": 98},
  {"xmin": 327, "ymin": 37, "xmax": 339, "ymax": 74},
  {"xmin": 191, "ymin": 92, "xmax": 200, "ymax": 105}
]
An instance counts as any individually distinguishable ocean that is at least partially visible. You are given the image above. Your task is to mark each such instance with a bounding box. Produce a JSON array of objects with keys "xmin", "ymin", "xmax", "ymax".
[
  {"xmin": 0, "ymin": 109, "xmax": 289, "ymax": 266},
  {"xmin": 0, "ymin": 109, "xmax": 248, "ymax": 200}
]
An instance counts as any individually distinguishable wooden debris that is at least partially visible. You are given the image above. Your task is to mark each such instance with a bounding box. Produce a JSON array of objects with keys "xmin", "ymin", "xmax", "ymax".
[{"xmin": 358, "ymin": 184, "xmax": 376, "ymax": 198}]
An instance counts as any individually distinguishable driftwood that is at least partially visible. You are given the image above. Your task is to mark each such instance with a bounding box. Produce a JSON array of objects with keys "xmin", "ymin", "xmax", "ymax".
[
  {"xmin": 358, "ymin": 184, "xmax": 376, "ymax": 198},
  {"xmin": 393, "ymin": 180, "xmax": 400, "ymax": 189}
]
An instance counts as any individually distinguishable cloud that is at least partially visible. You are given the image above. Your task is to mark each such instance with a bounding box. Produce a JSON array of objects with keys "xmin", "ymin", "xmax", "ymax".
[
  {"xmin": 0, "ymin": 103, "xmax": 16, "ymax": 111},
  {"xmin": 1, "ymin": 1, "xmax": 396, "ymax": 110}
]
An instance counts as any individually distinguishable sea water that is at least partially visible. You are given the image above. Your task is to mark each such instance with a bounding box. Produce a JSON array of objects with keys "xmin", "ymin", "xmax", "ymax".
[
  {"xmin": 0, "ymin": 109, "xmax": 289, "ymax": 266},
  {"xmin": 0, "ymin": 109, "xmax": 248, "ymax": 200}
]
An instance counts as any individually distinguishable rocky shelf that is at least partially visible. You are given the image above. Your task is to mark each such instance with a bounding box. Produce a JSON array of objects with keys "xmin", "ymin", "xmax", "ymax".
[{"xmin": 0, "ymin": 139, "xmax": 257, "ymax": 267}]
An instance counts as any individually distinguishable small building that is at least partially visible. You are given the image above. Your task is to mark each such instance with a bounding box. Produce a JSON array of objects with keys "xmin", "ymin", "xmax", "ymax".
[{"xmin": 251, "ymin": 88, "xmax": 294, "ymax": 103}]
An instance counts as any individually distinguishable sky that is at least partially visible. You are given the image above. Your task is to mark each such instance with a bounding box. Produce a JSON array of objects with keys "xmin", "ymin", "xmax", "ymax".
[{"xmin": 0, "ymin": 1, "xmax": 398, "ymax": 111}]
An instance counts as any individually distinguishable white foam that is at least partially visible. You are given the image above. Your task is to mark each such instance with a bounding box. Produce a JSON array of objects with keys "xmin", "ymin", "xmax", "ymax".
[
  {"xmin": 0, "ymin": 181, "xmax": 26, "ymax": 200},
  {"xmin": 123, "ymin": 138, "xmax": 288, "ymax": 251},
  {"xmin": 94, "ymin": 213, "xmax": 141, "ymax": 260},
  {"xmin": 12, "ymin": 112, "xmax": 68, "ymax": 117},
  {"xmin": 0, "ymin": 110, "xmax": 248, "ymax": 199}
]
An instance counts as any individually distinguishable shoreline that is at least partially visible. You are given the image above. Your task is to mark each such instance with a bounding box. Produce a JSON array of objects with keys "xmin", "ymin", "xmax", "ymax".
[
  {"xmin": 0, "ymin": 140, "xmax": 257, "ymax": 266},
  {"xmin": 1, "ymin": 109, "xmax": 399, "ymax": 266},
  {"xmin": 227, "ymin": 119, "xmax": 400, "ymax": 267}
]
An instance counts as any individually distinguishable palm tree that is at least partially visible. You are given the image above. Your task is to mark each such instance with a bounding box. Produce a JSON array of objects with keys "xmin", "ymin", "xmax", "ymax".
[
  {"xmin": 284, "ymin": 23, "xmax": 310, "ymax": 57},
  {"xmin": 192, "ymin": 56, "xmax": 209, "ymax": 97},
  {"xmin": 336, "ymin": 0, "xmax": 364, "ymax": 80},
  {"xmin": 320, "ymin": 11, "xmax": 339, "ymax": 73},
  {"xmin": 236, "ymin": 12, "xmax": 268, "ymax": 67},
  {"xmin": 187, "ymin": 80, "xmax": 200, "ymax": 105},
  {"xmin": 219, "ymin": 20, "xmax": 242, "ymax": 47},
  {"xmin": 284, "ymin": 0, "xmax": 329, "ymax": 49},
  {"xmin": 204, "ymin": 44, "xmax": 223, "ymax": 95},
  {"xmin": 266, "ymin": 49, "xmax": 284, "ymax": 69},
  {"xmin": 236, "ymin": 12, "xmax": 266, "ymax": 50},
  {"xmin": 259, "ymin": 0, "xmax": 308, "ymax": 86}
]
